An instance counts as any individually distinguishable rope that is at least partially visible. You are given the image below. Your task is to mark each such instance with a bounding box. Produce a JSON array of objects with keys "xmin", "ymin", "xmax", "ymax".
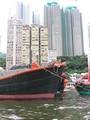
[{"xmin": 41, "ymin": 66, "xmax": 65, "ymax": 81}]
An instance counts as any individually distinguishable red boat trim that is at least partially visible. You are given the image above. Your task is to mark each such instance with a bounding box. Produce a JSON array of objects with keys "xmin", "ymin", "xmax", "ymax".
[
  {"xmin": 0, "ymin": 67, "xmax": 43, "ymax": 80},
  {"xmin": 0, "ymin": 62, "xmax": 65, "ymax": 81},
  {"xmin": 0, "ymin": 93, "xmax": 55, "ymax": 100},
  {"xmin": 83, "ymin": 81, "xmax": 90, "ymax": 85}
]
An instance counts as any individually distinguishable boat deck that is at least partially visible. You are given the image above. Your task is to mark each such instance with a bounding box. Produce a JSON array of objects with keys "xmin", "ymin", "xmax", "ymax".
[{"xmin": 0, "ymin": 69, "xmax": 29, "ymax": 77}]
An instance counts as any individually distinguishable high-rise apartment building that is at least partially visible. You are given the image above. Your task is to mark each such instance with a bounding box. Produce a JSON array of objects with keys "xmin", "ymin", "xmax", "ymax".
[
  {"xmin": 6, "ymin": 17, "xmax": 23, "ymax": 70},
  {"xmin": 88, "ymin": 22, "xmax": 90, "ymax": 46},
  {"xmin": 88, "ymin": 22, "xmax": 90, "ymax": 72},
  {"xmin": 31, "ymin": 25, "xmax": 40, "ymax": 63},
  {"xmin": 21, "ymin": 25, "xmax": 30, "ymax": 65},
  {"xmin": 32, "ymin": 11, "xmax": 40, "ymax": 25},
  {"xmin": 62, "ymin": 7, "xmax": 84, "ymax": 56},
  {"xmin": 21, "ymin": 25, "xmax": 48, "ymax": 65},
  {"xmin": 44, "ymin": 2, "xmax": 63, "ymax": 56},
  {"xmin": 16, "ymin": 2, "xmax": 24, "ymax": 20},
  {"xmin": 40, "ymin": 27, "xmax": 48, "ymax": 65},
  {"xmin": 31, "ymin": 25, "xmax": 48, "ymax": 65},
  {"xmin": 6, "ymin": 23, "xmax": 48, "ymax": 69},
  {"xmin": 16, "ymin": 2, "xmax": 30, "ymax": 25},
  {"xmin": 88, "ymin": 22, "xmax": 90, "ymax": 55}
]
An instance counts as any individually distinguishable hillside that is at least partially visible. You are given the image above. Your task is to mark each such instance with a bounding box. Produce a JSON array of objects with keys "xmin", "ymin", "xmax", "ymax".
[
  {"xmin": 0, "ymin": 52, "xmax": 6, "ymax": 69},
  {"xmin": 57, "ymin": 55, "xmax": 88, "ymax": 74}
]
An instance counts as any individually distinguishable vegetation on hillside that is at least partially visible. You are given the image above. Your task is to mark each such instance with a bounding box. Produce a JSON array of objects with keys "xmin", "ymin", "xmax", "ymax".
[
  {"xmin": 0, "ymin": 52, "xmax": 6, "ymax": 69},
  {"xmin": 0, "ymin": 58, "xmax": 6, "ymax": 69},
  {"xmin": 0, "ymin": 54, "xmax": 88, "ymax": 72},
  {"xmin": 57, "ymin": 55, "xmax": 88, "ymax": 74}
]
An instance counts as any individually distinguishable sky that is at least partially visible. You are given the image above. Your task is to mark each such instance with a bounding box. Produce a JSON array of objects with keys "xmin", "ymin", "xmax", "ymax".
[{"xmin": 0, "ymin": 0, "xmax": 90, "ymax": 54}]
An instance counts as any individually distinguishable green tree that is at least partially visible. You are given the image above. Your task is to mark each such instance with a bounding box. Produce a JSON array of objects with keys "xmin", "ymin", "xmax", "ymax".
[
  {"xmin": 0, "ymin": 58, "xmax": 6, "ymax": 69},
  {"xmin": 57, "ymin": 55, "xmax": 88, "ymax": 74}
]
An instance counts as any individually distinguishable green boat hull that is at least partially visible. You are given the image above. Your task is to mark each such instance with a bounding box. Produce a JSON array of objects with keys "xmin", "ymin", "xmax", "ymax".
[{"xmin": 75, "ymin": 84, "xmax": 90, "ymax": 96}]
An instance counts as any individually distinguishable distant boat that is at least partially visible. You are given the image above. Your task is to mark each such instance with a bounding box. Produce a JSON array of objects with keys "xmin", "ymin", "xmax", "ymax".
[
  {"xmin": 75, "ymin": 74, "xmax": 90, "ymax": 95},
  {"xmin": 75, "ymin": 43, "xmax": 90, "ymax": 95},
  {"xmin": 0, "ymin": 61, "xmax": 67, "ymax": 100},
  {"xmin": 75, "ymin": 37, "xmax": 90, "ymax": 96}
]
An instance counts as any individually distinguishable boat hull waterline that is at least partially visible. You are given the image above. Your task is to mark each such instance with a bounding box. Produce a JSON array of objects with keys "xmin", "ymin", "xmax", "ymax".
[{"xmin": 0, "ymin": 93, "xmax": 55, "ymax": 100}]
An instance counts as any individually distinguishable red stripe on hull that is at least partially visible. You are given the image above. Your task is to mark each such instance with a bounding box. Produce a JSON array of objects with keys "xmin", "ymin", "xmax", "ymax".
[{"xmin": 0, "ymin": 93, "xmax": 55, "ymax": 100}]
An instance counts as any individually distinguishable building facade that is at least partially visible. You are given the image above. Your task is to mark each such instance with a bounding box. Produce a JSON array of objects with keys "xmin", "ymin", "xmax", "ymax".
[
  {"xmin": 21, "ymin": 25, "xmax": 30, "ymax": 65},
  {"xmin": 31, "ymin": 25, "xmax": 48, "ymax": 65},
  {"xmin": 31, "ymin": 25, "xmax": 40, "ymax": 63},
  {"xmin": 88, "ymin": 22, "xmax": 90, "ymax": 48},
  {"xmin": 88, "ymin": 22, "xmax": 90, "ymax": 69},
  {"xmin": 6, "ymin": 17, "xmax": 23, "ymax": 70},
  {"xmin": 44, "ymin": 2, "xmax": 63, "ymax": 56},
  {"xmin": 62, "ymin": 7, "xmax": 84, "ymax": 56},
  {"xmin": 16, "ymin": 1, "xmax": 30, "ymax": 25},
  {"xmin": 40, "ymin": 27, "xmax": 48, "ymax": 65},
  {"xmin": 32, "ymin": 11, "xmax": 40, "ymax": 25},
  {"xmin": 6, "ymin": 23, "xmax": 48, "ymax": 69}
]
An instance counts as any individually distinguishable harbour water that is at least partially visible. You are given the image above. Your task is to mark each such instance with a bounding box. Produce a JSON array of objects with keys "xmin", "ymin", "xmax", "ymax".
[{"xmin": 0, "ymin": 89, "xmax": 89, "ymax": 120}]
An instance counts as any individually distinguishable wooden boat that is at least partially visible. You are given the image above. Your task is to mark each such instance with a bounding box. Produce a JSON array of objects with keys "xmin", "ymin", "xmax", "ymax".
[
  {"xmin": 0, "ymin": 61, "xmax": 67, "ymax": 100},
  {"xmin": 75, "ymin": 74, "xmax": 90, "ymax": 95},
  {"xmin": 75, "ymin": 40, "xmax": 90, "ymax": 96},
  {"xmin": 75, "ymin": 35, "xmax": 90, "ymax": 96}
]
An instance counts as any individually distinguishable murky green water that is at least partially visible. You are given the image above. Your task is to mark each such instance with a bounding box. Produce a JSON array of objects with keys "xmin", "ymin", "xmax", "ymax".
[{"xmin": 0, "ymin": 89, "xmax": 89, "ymax": 120}]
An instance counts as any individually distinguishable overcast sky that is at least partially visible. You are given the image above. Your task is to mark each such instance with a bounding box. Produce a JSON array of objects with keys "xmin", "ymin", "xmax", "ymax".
[{"xmin": 0, "ymin": 0, "xmax": 90, "ymax": 54}]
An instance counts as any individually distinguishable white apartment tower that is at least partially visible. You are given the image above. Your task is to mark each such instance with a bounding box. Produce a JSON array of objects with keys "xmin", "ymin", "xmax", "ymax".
[
  {"xmin": 6, "ymin": 17, "xmax": 23, "ymax": 70},
  {"xmin": 6, "ymin": 23, "xmax": 48, "ymax": 69},
  {"xmin": 31, "ymin": 25, "xmax": 40, "ymax": 63},
  {"xmin": 21, "ymin": 25, "xmax": 30, "ymax": 65},
  {"xmin": 88, "ymin": 22, "xmax": 90, "ymax": 48},
  {"xmin": 21, "ymin": 25, "xmax": 48, "ymax": 65},
  {"xmin": 31, "ymin": 25, "xmax": 48, "ymax": 65},
  {"xmin": 40, "ymin": 27, "xmax": 48, "ymax": 65},
  {"xmin": 88, "ymin": 22, "xmax": 90, "ymax": 64}
]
